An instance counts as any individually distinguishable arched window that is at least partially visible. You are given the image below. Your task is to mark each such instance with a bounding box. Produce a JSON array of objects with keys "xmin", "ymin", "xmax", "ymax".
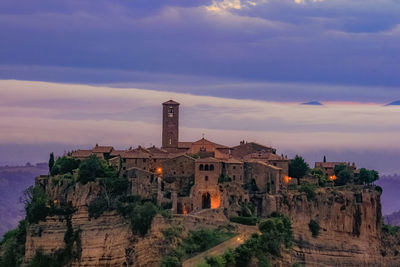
[
  {"xmin": 210, "ymin": 164, "xmax": 214, "ymax": 171},
  {"xmin": 200, "ymin": 164, "xmax": 204, "ymax": 171},
  {"xmin": 205, "ymin": 164, "xmax": 209, "ymax": 171}
]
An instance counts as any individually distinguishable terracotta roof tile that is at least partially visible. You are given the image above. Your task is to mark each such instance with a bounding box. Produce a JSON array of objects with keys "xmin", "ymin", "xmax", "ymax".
[
  {"xmin": 92, "ymin": 145, "xmax": 114, "ymax": 153},
  {"xmin": 163, "ymin": 100, "xmax": 180, "ymax": 105}
]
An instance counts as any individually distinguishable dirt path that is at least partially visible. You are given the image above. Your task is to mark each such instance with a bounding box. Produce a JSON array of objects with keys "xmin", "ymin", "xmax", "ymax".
[{"xmin": 182, "ymin": 226, "xmax": 258, "ymax": 267}]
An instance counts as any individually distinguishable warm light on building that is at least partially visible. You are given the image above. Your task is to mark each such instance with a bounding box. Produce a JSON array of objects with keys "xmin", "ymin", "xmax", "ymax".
[
  {"xmin": 329, "ymin": 175, "xmax": 337, "ymax": 181},
  {"xmin": 211, "ymin": 195, "xmax": 221, "ymax": 209},
  {"xmin": 284, "ymin": 176, "xmax": 292, "ymax": 183},
  {"xmin": 156, "ymin": 168, "xmax": 162, "ymax": 174}
]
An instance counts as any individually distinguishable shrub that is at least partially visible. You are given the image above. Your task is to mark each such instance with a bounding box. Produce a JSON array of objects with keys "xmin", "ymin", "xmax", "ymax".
[
  {"xmin": 382, "ymin": 224, "xmax": 400, "ymax": 235},
  {"xmin": 88, "ymin": 196, "xmax": 108, "ymax": 219},
  {"xmin": 299, "ymin": 184, "xmax": 316, "ymax": 201},
  {"xmin": 50, "ymin": 156, "xmax": 80, "ymax": 176},
  {"xmin": 233, "ymin": 215, "xmax": 293, "ymax": 265},
  {"xmin": 130, "ymin": 202, "xmax": 158, "ymax": 236},
  {"xmin": 0, "ymin": 220, "xmax": 27, "ymax": 267},
  {"xmin": 24, "ymin": 186, "xmax": 52, "ymax": 224},
  {"xmin": 180, "ymin": 228, "xmax": 234, "ymax": 257},
  {"xmin": 311, "ymin": 168, "xmax": 327, "ymax": 187},
  {"xmin": 230, "ymin": 216, "xmax": 258, "ymax": 225},
  {"xmin": 77, "ymin": 155, "xmax": 117, "ymax": 184},
  {"xmin": 375, "ymin": 185, "xmax": 383, "ymax": 195},
  {"xmin": 204, "ymin": 255, "xmax": 226, "ymax": 267},
  {"xmin": 160, "ymin": 256, "xmax": 181, "ymax": 267},
  {"xmin": 162, "ymin": 226, "xmax": 183, "ymax": 242},
  {"xmin": 309, "ymin": 219, "xmax": 320, "ymax": 238}
]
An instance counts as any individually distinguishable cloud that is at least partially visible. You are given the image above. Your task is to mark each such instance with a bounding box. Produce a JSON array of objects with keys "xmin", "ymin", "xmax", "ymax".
[
  {"xmin": 1, "ymin": 79, "xmax": 400, "ymax": 173},
  {"xmin": 1, "ymin": 80, "xmax": 399, "ymax": 150},
  {"xmin": 0, "ymin": 0, "xmax": 399, "ymax": 89}
]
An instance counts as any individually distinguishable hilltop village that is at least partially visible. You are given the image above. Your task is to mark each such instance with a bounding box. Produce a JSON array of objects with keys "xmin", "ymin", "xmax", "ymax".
[
  {"xmin": 3, "ymin": 100, "xmax": 394, "ymax": 267},
  {"xmin": 69, "ymin": 100, "xmax": 354, "ymax": 216}
]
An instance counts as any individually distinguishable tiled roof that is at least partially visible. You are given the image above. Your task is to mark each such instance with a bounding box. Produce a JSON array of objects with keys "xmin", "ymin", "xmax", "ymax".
[
  {"xmin": 71, "ymin": 150, "xmax": 92, "ymax": 158},
  {"xmin": 315, "ymin": 162, "xmax": 349, "ymax": 168},
  {"xmin": 192, "ymin": 138, "xmax": 229, "ymax": 149},
  {"xmin": 178, "ymin": 142, "xmax": 192, "ymax": 148},
  {"xmin": 247, "ymin": 160, "xmax": 282, "ymax": 170},
  {"xmin": 92, "ymin": 145, "xmax": 113, "ymax": 153},
  {"xmin": 147, "ymin": 146, "xmax": 168, "ymax": 154},
  {"xmin": 163, "ymin": 100, "xmax": 180, "ymax": 105},
  {"xmin": 120, "ymin": 151, "xmax": 151, "ymax": 159},
  {"xmin": 110, "ymin": 150, "xmax": 125, "ymax": 156}
]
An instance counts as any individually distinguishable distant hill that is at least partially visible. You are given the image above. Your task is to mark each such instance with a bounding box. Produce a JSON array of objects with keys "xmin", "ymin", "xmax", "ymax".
[
  {"xmin": 386, "ymin": 100, "xmax": 400, "ymax": 106},
  {"xmin": 0, "ymin": 164, "xmax": 48, "ymax": 238},
  {"xmin": 302, "ymin": 101, "xmax": 323, "ymax": 106},
  {"xmin": 384, "ymin": 210, "xmax": 400, "ymax": 226},
  {"xmin": 376, "ymin": 174, "xmax": 400, "ymax": 215}
]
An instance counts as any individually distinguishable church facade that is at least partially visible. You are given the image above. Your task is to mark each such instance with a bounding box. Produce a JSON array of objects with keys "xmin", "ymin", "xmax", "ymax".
[{"xmin": 71, "ymin": 100, "xmax": 289, "ymax": 216}]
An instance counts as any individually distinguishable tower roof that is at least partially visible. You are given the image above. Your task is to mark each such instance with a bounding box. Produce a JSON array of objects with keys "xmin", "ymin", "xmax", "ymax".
[{"xmin": 163, "ymin": 100, "xmax": 180, "ymax": 105}]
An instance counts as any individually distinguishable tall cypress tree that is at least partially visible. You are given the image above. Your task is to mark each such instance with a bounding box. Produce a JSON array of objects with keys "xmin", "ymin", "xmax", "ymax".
[{"xmin": 48, "ymin": 152, "xmax": 55, "ymax": 174}]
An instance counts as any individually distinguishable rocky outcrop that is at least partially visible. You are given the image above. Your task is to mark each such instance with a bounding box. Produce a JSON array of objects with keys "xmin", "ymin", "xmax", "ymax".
[
  {"xmin": 265, "ymin": 186, "xmax": 400, "ymax": 266},
  {"xmin": 21, "ymin": 178, "xmax": 400, "ymax": 266},
  {"xmin": 24, "ymin": 179, "xmax": 176, "ymax": 267}
]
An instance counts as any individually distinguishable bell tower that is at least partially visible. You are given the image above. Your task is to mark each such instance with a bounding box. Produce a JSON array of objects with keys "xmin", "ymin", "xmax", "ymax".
[{"xmin": 162, "ymin": 100, "xmax": 180, "ymax": 149}]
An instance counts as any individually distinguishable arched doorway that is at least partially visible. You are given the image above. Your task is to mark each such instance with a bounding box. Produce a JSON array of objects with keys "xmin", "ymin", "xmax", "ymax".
[{"xmin": 202, "ymin": 193, "xmax": 211, "ymax": 209}]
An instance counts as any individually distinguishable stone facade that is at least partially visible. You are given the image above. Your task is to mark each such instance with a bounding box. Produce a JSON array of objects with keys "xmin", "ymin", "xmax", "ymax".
[
  {"xmin": 162, "ymin": 100, "xmax": 180, "ymax": 149},
  {"xmin": 69, "ymin": 100, "xmax": 290, "ymax": 216}
]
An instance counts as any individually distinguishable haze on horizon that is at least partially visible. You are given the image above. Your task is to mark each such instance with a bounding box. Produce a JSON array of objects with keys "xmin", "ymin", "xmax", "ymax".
[{"xmin": 0, "ymin": 0, "xmax": 399, "ymax": 174}]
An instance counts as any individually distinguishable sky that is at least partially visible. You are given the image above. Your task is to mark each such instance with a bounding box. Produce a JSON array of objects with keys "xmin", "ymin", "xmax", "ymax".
[{"xmin": 0, "ymin": 0, "xmax": 399, "ymax": 173}]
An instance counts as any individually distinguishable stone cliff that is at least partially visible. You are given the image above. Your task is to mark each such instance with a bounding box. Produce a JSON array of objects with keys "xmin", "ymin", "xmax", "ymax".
[
  {"xmin": 4, "ymin": 178, "xmax": 399, "ymax": 266},
  {"xmin": 266, "ymin": 186, "xmax": 400, "ymax": 266}
]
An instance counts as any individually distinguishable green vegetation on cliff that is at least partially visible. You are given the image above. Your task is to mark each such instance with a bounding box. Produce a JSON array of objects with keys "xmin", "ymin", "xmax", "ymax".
[
  {"xmin": 0, "ymin": 220, "xmax": 27, "ymax": 267},
  {"xmin": 161, "ymin": 226, "xmax": 235, "ymax": 267},
  {"xmin": 196, "ymin": 213, "xmax": 293, "ymax": 267}
]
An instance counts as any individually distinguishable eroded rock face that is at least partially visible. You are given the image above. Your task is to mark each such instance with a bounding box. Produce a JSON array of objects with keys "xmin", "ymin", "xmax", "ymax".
[
  {"xmin": 266, "ymin": 187, "xmax": 400, "ymax": 266},
  {"xmin": 23, "ymin": 179, "xmax": 400, "ymax": 267},
  {"xmin": 24, "ymin": 180, "xmax": 174, "ymax": 267}
]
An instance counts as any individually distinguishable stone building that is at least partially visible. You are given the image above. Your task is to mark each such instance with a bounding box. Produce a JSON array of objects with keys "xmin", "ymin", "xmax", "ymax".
[
  {"xmin": 70, "ymin": 100, "xmax": 290, "ymax": 217},
  {"xmin": 315, "ymin": 161, "xmax": 357, "ymax": 178}
]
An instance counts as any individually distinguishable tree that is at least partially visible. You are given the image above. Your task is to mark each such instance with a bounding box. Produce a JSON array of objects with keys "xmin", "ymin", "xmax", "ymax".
[
  {"xmin": 334, "ymin": 164, "xmax": 353, "ymax": 186},
  {"xmin": 48, "ymin": 153, "xmax": 55, "ymax": 174},
  {"xmin": 310, "ymin": 168, "xmax": 327, "ymax": 187},
  {"xmin": 77, "ymin": 155, "xmax": 117, "ymax": 184},
  {"xmin": 50, "ymin": 156, "xmax": 80, "ymax": 176},
  {"xmin": 358, "ymin": 168, "xmax": 379, "ymax": 185},
  {"xmin": 289, "ymin": 155, "xmax": 310, "ymax": 185}
]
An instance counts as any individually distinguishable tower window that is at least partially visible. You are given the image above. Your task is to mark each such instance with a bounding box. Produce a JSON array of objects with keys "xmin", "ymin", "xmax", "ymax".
[
  {"xmin": 169, "ymin": 139, "xmax": 172, "ymax": 145},
  {"xmin": 210, "ymin": 164, "xmax": 214, "ymax": 171},
  {"xmin": 200, "ymin": 164, "xmax": 204, "ymax": 171},
  {"xmin": 168, "ymin": 107, "xmax": 174, "ymax": 117}
]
